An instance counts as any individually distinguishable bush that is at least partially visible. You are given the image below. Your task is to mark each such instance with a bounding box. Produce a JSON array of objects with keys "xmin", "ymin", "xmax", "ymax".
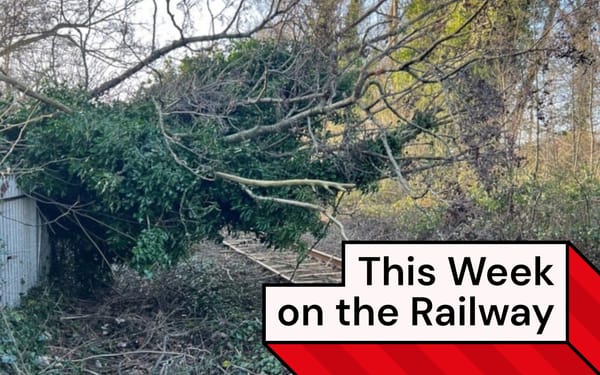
[
  {"xmin": 335, "ymin": 167, "xmax": 599, "ymax": 255},
  {"xmin": 0, "ymin": 288, "xmax": 60, "ymax": 374}
]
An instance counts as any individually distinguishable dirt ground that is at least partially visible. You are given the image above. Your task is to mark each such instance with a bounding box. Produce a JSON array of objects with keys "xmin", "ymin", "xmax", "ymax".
[{"xmin": 34, "ymin": 241, "xmax": 287, "ymax": 375}]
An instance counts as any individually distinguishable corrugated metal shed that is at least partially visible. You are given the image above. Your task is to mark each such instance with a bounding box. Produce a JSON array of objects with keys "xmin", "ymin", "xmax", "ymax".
[{"xmin": 0, "ymin": 176, "xmax": 50, "ymax": 307}]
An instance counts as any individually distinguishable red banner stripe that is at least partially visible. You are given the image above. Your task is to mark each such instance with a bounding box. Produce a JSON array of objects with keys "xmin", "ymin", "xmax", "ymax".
[
  {"xmin": 569, "ymin": 246, "xmax": 600, "ymax": 302},
  {"xmin": 418, "ymin": 344, "xmax": 485, "ymax": 374},
  {"xmin": 570, "ymin": 278, "xmax": 600, "ymax": 344},
  {"xmin": 380, "ymin": 344, "xmax": 447, "ymax": 374},
  {"xmin": 268, "ymin": 344, "xmax": 334, "ymax": 375},
  {"xmin": 570, "ymin": 276, "xmax": 600, "ymax": 326},
  {"xmin": 458, "ymin": 345, "xmax": 522, "ymax": 374},
  {"xmin": 570, "ymin": 316, "xmax": 600, "ymax": 372},
  {"xmin": 569, "ymin": 246, "xmax": 600, "ymax": 370},
  {"xmin": 534, "ymin": 343, "xmax": 598, "ymax": 375},
  {"xmin": 339, "ymin": 344, "xmax": 410, "ymax": 374},
  {"xmin": 476, "ymin": 344, "xmax": 561, "ymax": 374},
  {"xmin": 305, "ymin": 344, "xmax": 373, "ymax": 374},
  {"xmin": 269, "ymin": 343, "xmax": 598, "ymax": 374}
]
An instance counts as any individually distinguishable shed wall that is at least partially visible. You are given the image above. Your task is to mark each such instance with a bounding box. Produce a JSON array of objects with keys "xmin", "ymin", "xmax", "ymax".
[{"xmin": 0, "ymin": 177, "xmax": 50, "ymax": 307}]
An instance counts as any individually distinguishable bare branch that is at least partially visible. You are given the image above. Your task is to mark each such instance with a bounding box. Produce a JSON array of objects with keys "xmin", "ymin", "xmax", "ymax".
[
  {"xmin": 0, "ymin": 70, "xmax": 73, "ymax": 113},
  {"xmin": 241, "ymin": 186, "xmax": 348, "ymax": 240},
  {"xmin": 214, "ymin": 171, "xmax": 354, "ymax": 192},
  {"xmin": 223, "ymin": 96, "xmax": 356, "ymax": 143},
  {"xmin": 90, "ymin": 1, "xmax": 292, "ymax": 97},
  {"xmin": 0, "ymin": 23, "xmax": 88, "ymax": 57}
]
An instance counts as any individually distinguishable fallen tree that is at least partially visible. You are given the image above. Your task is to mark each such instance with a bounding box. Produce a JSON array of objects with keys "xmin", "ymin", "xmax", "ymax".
[{"xmin": 0, "ymin": 1, "xmax": 505, "ymax": 291}]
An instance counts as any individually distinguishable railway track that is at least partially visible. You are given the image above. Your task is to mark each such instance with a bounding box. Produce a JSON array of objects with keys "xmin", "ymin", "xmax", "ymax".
[{"xmin": 223, "ymin": 236, "xmax": 342, "ymax": 284}]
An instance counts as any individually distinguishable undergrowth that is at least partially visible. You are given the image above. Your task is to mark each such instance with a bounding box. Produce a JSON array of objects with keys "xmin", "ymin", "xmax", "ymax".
[
  {"xmin": 318, "ymin": 170, "xmax": 600, "ymax": 263},
  {"xmin": 0, "ymin": 243, "xmax": 285, "ymax": 374},
  {"xmin": 0, "ymin": 288, "xmax": 60, "ymax": 374}
]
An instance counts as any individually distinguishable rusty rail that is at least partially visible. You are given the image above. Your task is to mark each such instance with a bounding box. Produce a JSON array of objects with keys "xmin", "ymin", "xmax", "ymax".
[{"xmin": 223, "ymin": 237, "xmax": 342, "ymax": 284}]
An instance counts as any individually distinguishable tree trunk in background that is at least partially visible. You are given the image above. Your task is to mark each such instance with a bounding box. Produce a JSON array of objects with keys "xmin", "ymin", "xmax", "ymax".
[{"xmin": 564, "ymin": 0, "xmax": 599, "ymax": 170}]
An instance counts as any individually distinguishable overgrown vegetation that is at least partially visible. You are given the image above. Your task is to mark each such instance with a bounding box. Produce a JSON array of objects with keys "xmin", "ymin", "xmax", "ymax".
[
  {"xmin": 0, "ymin": 289, "xmax": 58, "ymax": 374},
  {"xmin": 324, "ymin": 161, "xmax": 600, "ymax": 262},
  {"xmin": 9, "ymin": 40, "xmax": 439, "ymax": 291},
  {"xmin": 0, "ymin": 243, "xmax": 285, "ymax": 374}
]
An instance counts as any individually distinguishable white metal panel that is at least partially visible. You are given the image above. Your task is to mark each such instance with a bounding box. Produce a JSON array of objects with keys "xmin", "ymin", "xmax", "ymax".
[
  {"xmin": 0, "ymin": 176, "xmax": 25, "ymax": 200},
  {"xmin": 0, "ymin": 192, "xmax": 50, "ymax": 307}
]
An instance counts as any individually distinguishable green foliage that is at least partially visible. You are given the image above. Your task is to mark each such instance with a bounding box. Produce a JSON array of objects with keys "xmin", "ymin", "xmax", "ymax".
[
  {"xmin": 508, "ymin": 173, "xmax": 600, "ymax": 250},
  {"xmin": 343, "ymin": 159, "xmax": 599, "ymax": 252},
  {"xmin": 0, "ymin": 288, "xmax": 59, "ymax": 374},
  {"xmin": 8, "ymin": 41, "xmax": 407, "ymax": 289},
  {"xmin": 225, "ymin": 320, "xmax": 283, "ymax": 374},
  {"xmin": 131, "ymin": 228, "xmax": 172, "ymax": 276},
  {"xmin": 340, "ymin": 179, "xmax": 445, "ymax": 240},
  {"xmin": 14, "ymin": 95, "xmax": 204, "ymax": 292},
  {"xmin": 428, "ymin": 166, "xmax": 600, "ymax": 249}
]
